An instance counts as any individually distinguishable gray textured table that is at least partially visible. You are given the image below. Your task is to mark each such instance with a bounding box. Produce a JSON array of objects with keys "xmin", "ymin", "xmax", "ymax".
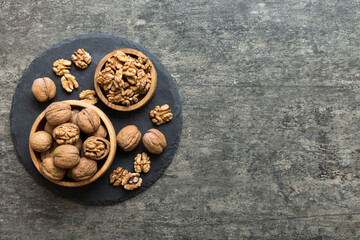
[{"xmin": 1, "ymin": 0, "xmax": 359, "ymax": 239}]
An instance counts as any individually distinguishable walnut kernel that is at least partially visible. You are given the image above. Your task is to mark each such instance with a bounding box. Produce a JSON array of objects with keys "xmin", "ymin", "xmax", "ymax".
[
  {"xmin": 122, "ymin": 172, "xmax": 142, "ymax": 190},
  {"xmin": 53, "ymin": 123, "xmax": 80, "ymax": 145},
  {"xmin": 134, "ymin": 152, "xmax": 150, "ymax": 173},
  {"xmin": 79, "ymin": 90, "xmax": 97, "ymax": 105},
  {"xmin": 83, "ymin": 136, "xmax": 110, "ymax": 160},
  {"xmin": 109, "ymin": 167, "xmax": 128, "ymax": 187},
  {"xmin": 61, "ymin": 74, "xmax": 78, "ymax": 92},
  {"xmin": 150, "ymin": 104, "xmax": 173, "ymax": 125},
  {"xmin": 71, "ymin": 49, "xmax": 92, "ymax": 69},
  {"xmin": 53, "ymin": 59, "xmax": 71, "ymax": 76}
]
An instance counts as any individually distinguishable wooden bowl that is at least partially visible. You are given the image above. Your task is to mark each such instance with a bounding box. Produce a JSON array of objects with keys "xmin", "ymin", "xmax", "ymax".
[
  {"xmin": 94, "ymin": 48, "xmax": 157, "ymax": 111},
  {"xmin": 29, "ymin": 100, "xmax": 117, "ymax": 187}
]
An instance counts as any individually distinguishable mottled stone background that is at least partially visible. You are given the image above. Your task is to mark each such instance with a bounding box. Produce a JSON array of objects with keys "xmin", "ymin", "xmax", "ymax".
[{"xmin": 1, "ymin": 0, "xmax": 360, "ymax": 239}]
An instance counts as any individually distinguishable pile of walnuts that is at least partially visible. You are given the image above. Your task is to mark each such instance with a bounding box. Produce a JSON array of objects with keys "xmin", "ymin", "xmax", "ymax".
[
  {"xmin": 96, "ymin": 50, "xmax": 152, "ymax": 106},
  {"xmin": 29, "ymin": 101, "xmax": 110, "ymax": 182}
]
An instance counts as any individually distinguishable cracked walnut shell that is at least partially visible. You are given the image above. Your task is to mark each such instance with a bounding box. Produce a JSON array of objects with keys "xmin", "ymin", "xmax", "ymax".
[
  {"xmin": 122, "ymin": 172, "xmax": 142, "ymax": 190},
  {"xmin": 61, "ymin": 74, "xmax": 78, "ymax": 92},
  {"xmin": 109, "ymin": 167, "xmax": 128, "ymax": 187},
  {"xmin": 71, "ymin": 49, "xmax": 92, "ymax": 69},
  {"xmin": 53, "ymin": 59, "xmax": 71, "ymax": 76},
  {"xmin": 32, "ymin": 77, "xmax": 56, "ymax": 102},
  {"xmin": 116, "ymin": 125, "xmax": 141, "ymax": 152},
  {"xmin": 134, "ymin": 152, "xmax": 150, "ymax": 173},
  {"xmin": 76, "ymin": 108, "xmax": 101, "ymax": 134},
  {"xmin": 53, "ymin": 123, "xmax": 80, "ymax": 145},
  {"xmin": 71, "ymin": 157, "xmax": 97, "ymax": 181},
  {"xmin": 53, "ymin": 144, "xmax": 80, "ymax": 169},
  {"xmin": 40, "ymin": 157, "xmax": 66, "ymax": 181},
  {"xmin": 83, "ymin": 136, "xmax": 110, "ymax": 160},
  {"xmin": 45, "ymin": 102, "xmax": 72, "ymax": 126},
  {"xmin": 142, "ymin": 129, "xmax": 167, "ymax": 154},
  {"xmin": 150, "ymin": 104, "xmax": 173, "ymax": 125},
  {"xmin": 79, "ymin": 90, "xmax": 97, "ymax": 105},
  {"xmin": 30, "ymin": 131, "xmax": 53, "ymax": 152}
]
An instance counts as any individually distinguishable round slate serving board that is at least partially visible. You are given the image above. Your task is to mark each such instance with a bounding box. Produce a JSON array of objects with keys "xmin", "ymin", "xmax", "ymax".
[{"xmin": 10, "ymin": 34, "xmax": 182, "ymax": 205}]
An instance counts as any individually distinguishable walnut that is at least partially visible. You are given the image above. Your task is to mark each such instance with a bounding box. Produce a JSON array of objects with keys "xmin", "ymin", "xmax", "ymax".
[
  {"xmin": 44, "ymin": 122, "xmax": 55, "ymax": 135},
  {"xmin": 142, "ymin": 129, "xmax": 167, "ymax": 154},
  {"xmin": 96, "ymin": 50, "xmax": 153, "ymax": 106},
  {"xmin": 71, "ymin": 157, "xmax": 97, "ymax": 181},
  {"xmin": 29, "ymin": 131, "xmax": 53, "ymax": 152},
  {"xmin": 70, "ymin": 109, "xmax": 80, "ymax": 124},
  {"xmin": 53, "ymin": 123, "xmax": 80, "ymax": 145},
  {"xmin": 74, "ymin": 138, "xmax": 82, "ymax": 151},
  {"xmin": 116, "ymin": 125, "xmax": 141, "ymax": 152},
  {"xmin": 91, "ymin": 124, "xmax": 107, "ymax": 139},
  {"xmin": 40, "ymin": 157, "xmax": 66, "ymax": 180},
  {"xmin": 53, "ymin": 144, "xmax": 80, "ymax": 169},
  {"xmin": 79, "ymin": 89, "xmax": 98, "ymax": 105},
  {"xmin": 32, "ymin": 77, "xmax": 56, "ymax": 102},
  {"xmin": 76, "ymin": 108, "xmax": 101, "ymax": 134},
  {"xmin": 122, "ymin": 172, "xmax": 142, "ymax": 190},
  {"xmin": 83, "ymin": 136, "xmax": 110, "ymax": 160},
  {"xmin": 45, "ymin": 102, "xmax": 72, "ymax": 126},
  {"xmin": 71, "ymin": 49, "xmax": 92, "ymax": 69},
  {"xmin": 61, "ymin": 74, "xmax": 78, "ymax": 92},
  {"xmin": 53, "ymin": 59, "xmax": 71, "ymax": 76},
  {"xmin": 109, "ymin": 167, "xmax": 128, "ymax": 187},
  {"xmin": 134, "ymin": 152, "xmax": 150, "ymax": 173},
  {"xmin": 40, "ymin": 142, "xmax": 58, "ymax": 161},
  {"xmin": 149, "ymin": 104, "xmax": 173, "ymax": 125},
  {"xmin": 107, "ymin": 88, "xmax": 139, "ymax": 106}
]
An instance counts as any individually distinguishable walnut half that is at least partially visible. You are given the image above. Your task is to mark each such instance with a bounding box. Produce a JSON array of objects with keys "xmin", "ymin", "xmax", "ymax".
[
  {"xmin": 122, "ymin": 172, "xmax": 142, "ymax": 190},
  {"xmin": 134, "ymin": 152, "xmax": 150, "ymax": 173},
  {"xmin": 71, "ymin": 49, "xmax": 92, "ymax": 69},
  {"xmin": 53, "ymin": 59, "xmax": 71, "ymax": 76},
  {"xmin": 61, "ymin": 74, "xmax": 79, "ymax": 92},
  {"xmin": 149, "ymin": 104, "xmax": 173, "ymax": 125},
  {"xmin": 79, "ymin": 90, "xmax": 98, "ymax": 105},
  {"xmin": 109, "ymin": 167, "xmax": 128, "ymax": 187}
]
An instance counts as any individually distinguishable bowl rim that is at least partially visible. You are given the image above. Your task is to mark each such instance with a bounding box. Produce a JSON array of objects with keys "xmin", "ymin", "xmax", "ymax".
[
  {"xmin": 94, "ymin": 48, "xmax": 157, "ymax": 112},
  {"xmin": 29, "ymin": 100, "xmax": 117, "ymax": 187}
]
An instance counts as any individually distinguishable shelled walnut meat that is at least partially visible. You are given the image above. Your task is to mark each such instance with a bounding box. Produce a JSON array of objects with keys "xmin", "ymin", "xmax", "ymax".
[
  {"xmin": 79, "ymin": 90, "xmax": 97, "ymax": 105},
  {"xmin": 116, "ymin": 125, "xmax": 141, "ymax": 152},
  {"xmin": 53, "ymin": 59, "xmax": 71, "ymax": 76},
  {"xmin": 134, "ymin": 152, "xmax": 150, "ymax": 173},
  {"xmin": 32, "ymin": 77, "xmax": 56, "ymax": 102},
  {"xmin": 150, "ymin": 104, "xmax": 173, "ymax": 125},
  {"xmin": 76, "ymin": 108, "xmax": 101, "ymax": 134},
  {"xmin": 30, "ymin": 131, "xmax": 53, "ymax": 152},
  {"xmin": 110, "ymin": 167, "xmax": 128, "ymax": 187},
  {"xmin": 122, "ymin": 172, "xmax": 142, "ymax": 190},
  {"xmin": 45, "ymin": 102, "xmax": 72, "ymax": 126},
  {"xmin": 61, "ymin": 74, "xmax": 78, "ymax": 93},
  {"xmin": 83, "ymin": 136, "xmax": 110, "ymax": 160},
  {"xmin": 96, "ymin": 50, "xmax": 152, "ymax": 106},
  {"xmin": 53, "ymin": 144, "xmax": 80, "ymax": 169},
  {"xmin": 71, "ymin": 49, "xmax": 92, "ymax": 69},
  {"xmin": 142, "ymin": 129, "xmax": 167, "ymax": 154},
  {"xmin": 53, "ymin": 123, "xmax": 80, "ymax": 145},
  {"xmin": 71, "ymin": 157, "xmax": 97, "ymax": 181}
]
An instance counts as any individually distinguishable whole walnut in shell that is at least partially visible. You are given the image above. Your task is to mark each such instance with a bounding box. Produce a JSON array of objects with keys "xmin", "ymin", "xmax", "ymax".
[
  {"xmin": 142, "ymin": 129, "xmax": 167, "ymax": 154},
  {"xmin": 44, "ymin": 122, "xmax": 55, "ymax": 135},
  {"xmin": 40, "ymin": 142, "xmax": 58, "ymax": 161},
  {"xmin": 53, "ymin": 123, "xmax": 80, "ymax": 145},
  {"xmin": 76, "ymin": 108, "xmax": 101, "ymax": 134},
  {"xmin": 40, "ymin": 157, "xmax": 66, "ymax": 180},
  {"xmin": 45, "ymin": 102, "xmax": 72, "ymax": 126},
  {"xmin": 70, "ymin": 109, "xmax": 80, "ymax": 124},
  {"xmin": 71, "ymin": 157, "xmax": 97, "ymax": 181},
  {"xmin": 53, "ymin": 144, "xmax": 80, "ymax": 169},
  {"xmin": 91, "ymin": 124, "xmax": 107, "ymax": 139},
  {"xmin": 116, "ymin": 125, "xmax": 141, "ymax": 152},
  {"xmin": 32, "ymin": 77, "xmax": 56, "ymax": 102},
  {"xmin": 29, "ymin": 131, "xmax": 53, "ymax": 152},
  {"xmin": 83, "ymin": 136, "xmax": 110, "ymax": 160}
]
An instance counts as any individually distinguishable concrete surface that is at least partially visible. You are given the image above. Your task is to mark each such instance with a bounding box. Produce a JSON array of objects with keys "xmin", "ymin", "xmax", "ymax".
[{"xmin": 1, "ymin": 0, "xmax": 360, "ymax": 239}]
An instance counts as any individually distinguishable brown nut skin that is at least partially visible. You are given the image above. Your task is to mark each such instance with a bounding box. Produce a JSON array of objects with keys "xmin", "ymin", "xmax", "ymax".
[
  {"xmin": 45, "ymin": 102, "xmax": 72, "ymax": 126},
  {"xmin": 40, "ymin": 142, "xmax": 58, "ymax": 161},
  {"xmin": 32, "ymin": 77, "xmax": 56, "ymax": 102},
  {"xmin": 116, "ymin": 125, "xmax": 141, "ymax": 152},
  {"xmin": 70, "ymin": 109, "xmax": 80, "ymax": 124},
  {"xmin": 29, "ymin": 131, "xmax": 53, "ymax": 152},
  {"xmin": 52, "ymin": 123, "xmax": 80, "ymax": 145},
  {"xmin": 53, "ymin": 144, "xmax": 80, "ymax": 169},
  {"xmin": 44, "ymin": 122, "xmax": 55, "ymax": 135},
  {"xmin": 82, "ymin": 136, "xmax": 110, "ymax": 160},
  {"xmin": 40, "ymin": 157, "xmax": 66, "ymax": 180},
  {"xmin": 91, "ymin": 124, "xmax": 107, "ymax": 139},
  {"xmin": 142, "ymin": 129, "xmax": 167, "ymax": 154},
  {"xmin": 74, "ymin": 138, "xmax": 83, "ymax": 151},
  {"xmin": 76, "ymin": 108, "xmax": 101, "ymax": 134},
  {"xmin": 71, "ymin": 157, "xmax": 97, "ymax": 181}
]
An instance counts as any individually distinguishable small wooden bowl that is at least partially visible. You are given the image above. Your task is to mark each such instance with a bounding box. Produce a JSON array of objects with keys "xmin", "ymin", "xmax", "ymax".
[
  {"xmin": 29, "ymin": 100, "xmax": 117, "ymax": 187},
  {"xmin": 94, "ymin": 48, "xmax": 157, "ymax": 111}
]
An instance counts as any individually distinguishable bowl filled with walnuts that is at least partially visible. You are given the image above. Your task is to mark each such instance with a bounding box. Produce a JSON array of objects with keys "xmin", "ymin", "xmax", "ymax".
[
  {"xmin": 29, "ymin": 100, "xmax": 117, "ymax": 187},
  {"xmin": 94, "ymin": 48, "xmax": 157, "ymax": 111}
]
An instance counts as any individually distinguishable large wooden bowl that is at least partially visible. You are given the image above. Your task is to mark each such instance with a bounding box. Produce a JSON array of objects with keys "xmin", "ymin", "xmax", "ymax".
[
  {"xmin": 29, "ymin": 100, "xmax": 117, "ymax": 187},
  {"xmin": 94, "ymin": 48, "xmax": 157, "ymax": 111}
]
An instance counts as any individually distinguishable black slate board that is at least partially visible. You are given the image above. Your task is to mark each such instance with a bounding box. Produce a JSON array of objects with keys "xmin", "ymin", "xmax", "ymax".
[{"xmin": 10, "ymin": 34, "xmax": 182, "ymax": 205}]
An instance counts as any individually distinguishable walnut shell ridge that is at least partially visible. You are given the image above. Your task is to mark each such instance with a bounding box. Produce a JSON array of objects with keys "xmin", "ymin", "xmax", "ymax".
[
  {"xmin": 76, "ymin": 108, "xmax": 101, "ymax": 134},
  {"xmin": 53, "ymin": 144, "xmax": 80, "ymax": 169},
  {"xmin": 142, "ymin": 129, "xmax": 167, "ymax": 154},
  {"xmin": 116, "ymin": 125, "xmax": 141, "ymax": 152},
  {"xmin": 32, "ymin": 77, "xmax": 56, "ymax": 102},
  {"xmin": 45, "ymin": 102, "xmax": 72, "ymax": 126}
]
